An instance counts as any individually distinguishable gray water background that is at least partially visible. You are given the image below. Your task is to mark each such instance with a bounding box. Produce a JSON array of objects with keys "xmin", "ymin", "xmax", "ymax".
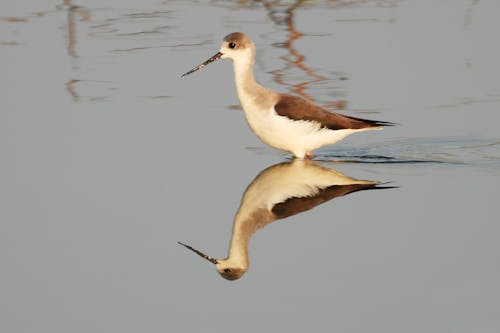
[{"xmin": 1, "ymin": 1, "xmax": 500, "ymax": 332}]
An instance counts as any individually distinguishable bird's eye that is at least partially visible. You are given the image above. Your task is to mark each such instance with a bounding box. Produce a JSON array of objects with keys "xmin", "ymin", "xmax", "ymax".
[
  {"xmin": 228, "ymin": 42, "xmax": 236, "ymax": 49},
  {"xmin": 224, "ymin": 268, "xmax": 232, "ymax": 273}
]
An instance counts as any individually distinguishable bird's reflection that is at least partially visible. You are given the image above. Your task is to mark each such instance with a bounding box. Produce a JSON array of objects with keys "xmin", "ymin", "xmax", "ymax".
[{"xmin": 179, "ymin": 159, "xmax": 393, "ymax": 280}]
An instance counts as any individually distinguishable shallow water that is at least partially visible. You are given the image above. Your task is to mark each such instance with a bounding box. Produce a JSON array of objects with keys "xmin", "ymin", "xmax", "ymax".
[{"xmin": 1, "ymin": 1, "xmax": 500, "ymax": 332}]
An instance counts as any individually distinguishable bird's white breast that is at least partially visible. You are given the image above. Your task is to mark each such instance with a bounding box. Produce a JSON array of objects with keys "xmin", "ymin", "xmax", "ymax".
[{"xmin": 241, "ymin": 101, "xmax": 359, "ymax": 158}]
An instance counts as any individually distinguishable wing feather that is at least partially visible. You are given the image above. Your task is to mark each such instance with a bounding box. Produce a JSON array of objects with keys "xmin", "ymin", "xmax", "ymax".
[{"xmin": 274, "ymin": 95, "xmax": 395, "ymax": 130}]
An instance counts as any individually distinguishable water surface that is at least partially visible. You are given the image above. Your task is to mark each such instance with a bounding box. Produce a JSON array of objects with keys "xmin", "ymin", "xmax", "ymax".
[{"xmin": 1, "ymin": 1, "xmax": 499, "ymax": 332}]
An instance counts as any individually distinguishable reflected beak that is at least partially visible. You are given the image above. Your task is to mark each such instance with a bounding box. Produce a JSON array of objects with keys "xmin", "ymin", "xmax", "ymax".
[
  {"xmin": 177, "ymin": 241, "xmax": 218, "ymax": 264},
  {"xmin": 181, "ymin": 52, "xmax": 223, "ymax": 77}
]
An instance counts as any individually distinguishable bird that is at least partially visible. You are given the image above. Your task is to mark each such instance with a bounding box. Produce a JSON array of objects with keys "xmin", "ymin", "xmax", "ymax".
[
  {"xmin": 178, "ymin": 159, "xmax": 392, "ymax": 280},
  {"xmin": 182, "ymin": 32, "xmax": 394, "ymax": 159}
]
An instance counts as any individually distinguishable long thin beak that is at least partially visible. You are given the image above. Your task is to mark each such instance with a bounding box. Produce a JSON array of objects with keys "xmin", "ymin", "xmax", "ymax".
[
  {"xmin": 181, "ymin": 52, "xmax": 223, "ymax": 77},
  {"xmin": 177, "ymin": 241, "xmax": 218, "ymax": 264}
]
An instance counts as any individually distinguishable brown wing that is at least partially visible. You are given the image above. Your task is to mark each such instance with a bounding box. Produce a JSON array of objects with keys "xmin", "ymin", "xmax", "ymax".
[
  {"xmin": 271, "ymin": 183, "xmax": 379, "ymax": 219},
  {"xmin": 274, "ymin": 95, "xmax": 394, "ymax": 130}
]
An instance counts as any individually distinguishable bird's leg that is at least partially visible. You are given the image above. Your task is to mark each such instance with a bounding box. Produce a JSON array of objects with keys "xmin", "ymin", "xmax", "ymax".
[{"xmin": 305, "ymin": 152, "xmax": 314, "ymax": 159}]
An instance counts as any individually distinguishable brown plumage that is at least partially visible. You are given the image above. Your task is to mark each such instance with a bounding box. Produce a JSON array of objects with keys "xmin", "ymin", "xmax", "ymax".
[
  {"xmin": 271, "ymin": 183, "xmax": 380, "ymax": 219},
  {"xmin": 275, "ymin": 94, "xmax": 395, "ymax": 130}
]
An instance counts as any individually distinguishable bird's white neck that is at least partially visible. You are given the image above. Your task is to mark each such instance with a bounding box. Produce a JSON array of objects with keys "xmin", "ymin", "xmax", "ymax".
[
  {"xmin": 232, "ymin": 54, "xmax": 277, "ymax": 112},
  {"xmin": 223, "ymin": 208, "xmax": 273, "ymax": 270}
]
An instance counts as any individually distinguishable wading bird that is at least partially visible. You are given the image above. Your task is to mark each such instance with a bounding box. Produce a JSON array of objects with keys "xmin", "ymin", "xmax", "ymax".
[{"xmin": 182, "ymin": 32, "xmax": 394, "ymax": 158}]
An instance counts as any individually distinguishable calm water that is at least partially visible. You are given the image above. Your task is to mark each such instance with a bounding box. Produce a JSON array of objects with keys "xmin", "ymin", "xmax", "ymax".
[{"xmin": 1, "ymin": 0, "xmax": 500, "ymax": 332}]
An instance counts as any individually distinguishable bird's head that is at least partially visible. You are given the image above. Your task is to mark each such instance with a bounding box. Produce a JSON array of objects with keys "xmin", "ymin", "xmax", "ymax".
[
  {"xmin": 181, "ymin": 32, "xmax": 254, "ymax": 77},
  {"xmin": 177, "ymin": 242, "xmax": 248, "ymax": 281}
]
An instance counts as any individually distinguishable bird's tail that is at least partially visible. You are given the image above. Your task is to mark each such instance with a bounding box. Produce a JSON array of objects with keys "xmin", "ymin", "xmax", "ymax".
[{"xmin": 343, "ymin": 114, "xmax": 397, "ymax": 128}]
